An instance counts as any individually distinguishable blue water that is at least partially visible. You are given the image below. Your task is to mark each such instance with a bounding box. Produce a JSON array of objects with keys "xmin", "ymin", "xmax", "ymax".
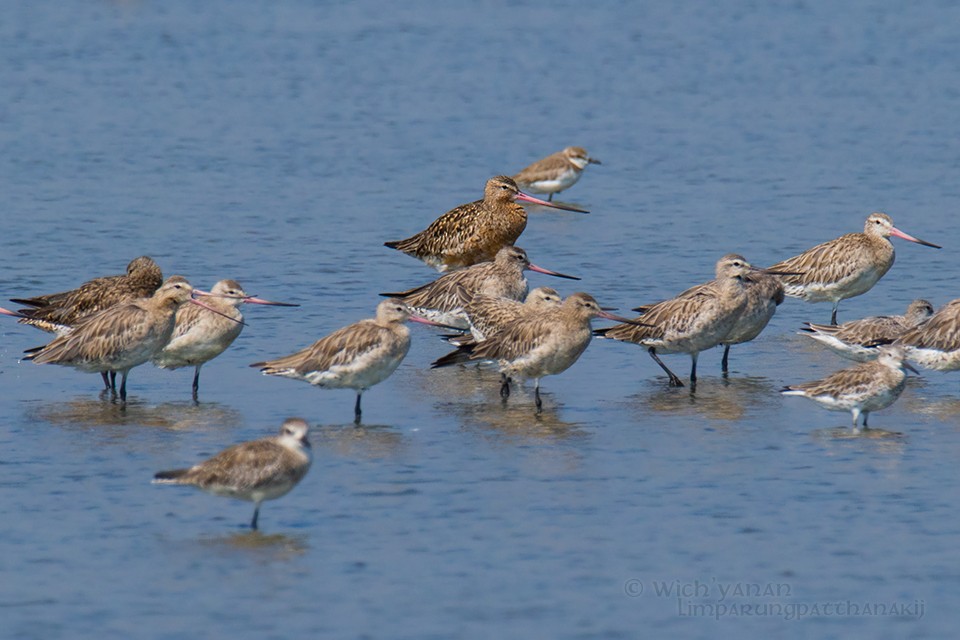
[{"xmin": 2, "ymin": 1, "xmax": 959, "ymax": 637}]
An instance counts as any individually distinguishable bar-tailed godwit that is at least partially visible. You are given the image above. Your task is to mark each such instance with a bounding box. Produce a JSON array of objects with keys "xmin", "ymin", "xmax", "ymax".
[
  {"xmin": 802, "ymin": 299, "xmax": 934, "ymax": 362},
  {"xmin": 11, "ymin": 256, "xmax": 163, "ymax": 334},
  {"xmin": 894, "ymin": 299, "xmax": 960, "ymax": 371},
  {"xmin": 384, "ymin": 176, "xmax": 588, "ymax": 272},
  {"xmin": 596, "ymin": 255, "xmax": 780, "ymax": 388},
  {"xmin": 153, "ymin": 417, "xmax": 312, "ymax": 530},
  {"xmin": 380, "ymin": 245, "xmax": 578, "ymax": 328},
  {"xmin": 24, "ymin": 277, "xmax": 232, "ymax": 401},
  {"xmin": 251, "ymin": 299, "xmax": 442, "ymax": 424},
  {"xmin": 460, "ymin": 286, "xmax": 562, "ymax": 343},
  {"xmin": 513, "ymin": 146, "xmax": 601, "ymax": 201},
  {"xmin": 431, "ymin": 292, "xmax": 637, "ymax": 414},
  {"xmin": 781, "ymin": 346, "xmax": 915, "ymax": 432},
  {"xmin": 768, "ymin": 213, "xmax": 940, "ymax": 325},
  {"xmin": 152, "ymin": 279, "xmax": 298, "ymax": 399}
]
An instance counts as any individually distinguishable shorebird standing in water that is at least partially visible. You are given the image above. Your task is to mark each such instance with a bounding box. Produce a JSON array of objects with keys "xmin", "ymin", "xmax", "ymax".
[
  {"xmin": 455, "ymin": 286, "xmax": 563, "ymax": 344},
  {"xmin": 781, "ymin": 346, "xmax": 915, "ymax": 432},
  {"xmin": 152, "ymin": 279, "xmax": 298, "ymax": 400},
  {"xmin": 10, "ymin": 256, "xmax": 163, "ymax": 334},
  {"xmin": 23, "ymin": 277, "xmax": 234, "ymax": 402},
  {"xmin": 801, "ymin": 299, "xmax": 934, "ymax": 362},
  {"xmin": 380, "ymin": 246, "xmax": 578, "ymax": 328},
  {"xmin": 596, "ymin": 255, "xmax": 785, "ymax": 388},
  {"xmin": 767, "ymin": 213, "xmax": 940, "ymax": 325},
  {"xmin": 894, "ymin": 298, "xmax": 960, "ymax": 372},
  {"xmin": 251, "ymin": 299, "xmax": 444, "ymax": 424},
  {"xmin": 513, "ymin": 146, "xmax": 601, "ymax": 202},
  {"xmin": 432, "ymin": 292, "xmax": 638, "ymax": 414},
  {"xmin": 384, "ymin": 175, "xmax": 588, "ymax": 272},
  {"xmin": 153, "ymin": 418, "xmax": 312, "ymax": 530}
]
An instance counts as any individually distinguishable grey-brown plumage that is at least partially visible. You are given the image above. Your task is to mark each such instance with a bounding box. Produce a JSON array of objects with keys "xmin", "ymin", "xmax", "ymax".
[
  {"xmin": 596, "ymin": 255, "xmax": 774, "ymax": 388},
  {"xmin": 384, "ymin": 176, "xmax": 588, "ymax": 272},
  {"xmin": 456, "ymin": 286, "xmax": 563, "ymax": 344},
  {"xmin": 251, "ymin": 299, "xmax": 439, "ymax": 423},
  {"xmin": 152, "ymin": 279, "xmax": 297, "ymax": 399},
  {"xmin": 24, "ymin": 277, "xmax": 213, "ymax": 401},
  {"xmin": 781, "ymin": 347, "xmax": 912, "ymax": 432},
  {"xmin": 11, "ymin": 256, "xmax": 163, "ymax": 334},
  {"xmin": 513, "ymin": 146, "xmax": 601, "ymax": 201},
  {"xmin": 153, "ymin": 418, "xmax": 312, "ymax": 530},
  {"xmin": 380, "ymin": 246, "xmax": 577, "ymax": 328},
  {"xmin": 633, "ymin": 261, "xmax": 787, "ymax": 374},
  {"xmin": 895, "ymin": 299, "xmax": 960, "ymax": 371},
  {"xmin": 802, "ymin": 299, "xmax": 934, "ymax": 362},
  {"xmin": 767, "ymin": 213, "xmax": 940, "ymax": 325},
  {"xmin": 432, "ymin": 292, "xmax": 633, "ymax": 414}
]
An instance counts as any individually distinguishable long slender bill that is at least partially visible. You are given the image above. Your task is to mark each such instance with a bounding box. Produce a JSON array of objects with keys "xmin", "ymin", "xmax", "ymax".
[
  {"xmin": 0, "ymin": 307, "xmax": 22, "ymax": 317},
  {"xmin": 527, "ymin": 263, "xmax": 581, "ymax": 280},
  {"xmin": 597, "ymin": 311, "xmax": 654, "ymax": 327},
  {"xmin": 188, "ymin": 297, "xmax": 246, "ymax": 325},
  {"xmin": 889, "ymin": 226, "xmax": 941, "ymax": 249},
  {"xmin": 242, "ymin": 296, "xmax": 300, "ymax": 307},
  {"xmin": 409, "ymin": 315, "xmax": 463, "ymax": 330},
  {"xmin": 515, "ymin": 191, "xmax": 590, "ymax": 214}
]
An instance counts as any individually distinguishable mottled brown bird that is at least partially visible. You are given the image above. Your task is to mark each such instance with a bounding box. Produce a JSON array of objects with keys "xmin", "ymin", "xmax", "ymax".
[
  {"xmin": 596, "ymin": 255, "xmax": 784, "ymax": 388},
  {"xmin": 384, "ymin": 176, "xmax": 588, "ymax": 272},
  {"xmin": 802, "ymin": 299, "xmax": 933, "ymax": 362},
  {"xmin": 432, "ymin": 292, "xmax": 637, "ymax": 414},
  {"xmin": 894, "ymin": 299, "xmax": 960, "ymax": 372},
  {"xmin": 781, "ymin": 346, "xmax": 915, "ymax": 432},
  {"xmin": 153, "ymin": 279, "xmax": 298, "ymax": 399},
  {"xmin": 251, "ymin": 300, "xmax": 443, "ymax": 423},
  {"xmin": 380, "ymin": 246, "xmax": 578, "ymax": 328},
  {"xmin": 455, "ymin": 286, "xmax": 563, "ymax": 344},
  {"xmin": 11, "ymin": 256, "xmax": 163, "ymax": 334},
  {"xmin": 153, "ymin": 418, "xmax": 312, "ymax": 530},
  {"xmin": 24, "ymin": 277, "xmax": 232, "ymax": 401},
  {"xmin": 513, "ymin": 146, "xmax": 601, "ymax": 201},
  {"xmin": 768, "ymin": 213, "xmax": 940, "ymax": 325}
]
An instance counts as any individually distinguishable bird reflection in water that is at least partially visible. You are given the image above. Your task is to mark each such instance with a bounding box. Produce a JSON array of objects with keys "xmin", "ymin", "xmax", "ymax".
[
  {"xmin": 198, "ymin": 530, "xmax": 309, "ymax": 561},
  {"xmin": 311, "ymin": 422, "xmax": 407, "ymax": 460},
  {"xmin": 631, "ymin": 376, "xmax": 782, "ymax": 422},
  {"xmin": 26, "ymin": 397, "xmax": 243, "ymax": 432}
]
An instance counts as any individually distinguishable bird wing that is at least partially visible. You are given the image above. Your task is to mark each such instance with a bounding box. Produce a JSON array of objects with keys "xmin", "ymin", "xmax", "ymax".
[
  {"xmin": 191, "ymin": 440, "xmax": 305, "ymax": 491},
  {"xmin": 257, "ymin": 321, "xmax": 389, "ymax": 374},
  {"xmin": 513, "ymin": 152, "xmax": 568, "ymax": 184},
  {"xmin": 790, "ymin": 362, "xmax": 885, "ymax": 397},
  {"xmin": 470, "ymin": 314, "xmax": 552, "ymax": 362},
  {"xmin": 601, "ymin": 290, "xmax": 717, "ymax": 343},
  {"xmin": 768, "ymin": 233, "xmax": 875, "ymax": 286},
  {"xmin": 897, "ymin": 301, "xmax": 960, "ymax": 351},
  {"xmin": 26, "ymin": 301, "xmax": 155, "ymax": 364}
]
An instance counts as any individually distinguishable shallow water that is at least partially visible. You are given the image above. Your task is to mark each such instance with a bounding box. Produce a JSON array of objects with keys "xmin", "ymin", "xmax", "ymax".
[{"xmin": 2, "ymin": 1, "xmax": 959, "ymax": 637}]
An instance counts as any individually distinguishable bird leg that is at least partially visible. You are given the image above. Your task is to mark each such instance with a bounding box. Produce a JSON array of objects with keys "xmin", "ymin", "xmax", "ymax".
[
  {"xmin": 192, "ymin": 365, "xmax": 201, "ymax": 401},
  {"xmin": 354, "ymin": 392, "xmax": 363, "ymax": 424},
  {"xmin": 534, "ymin": 379, "xmax": 543, "ymax": 415},
  {"xmin": 547, "ymin": 193, "xmax": 554, "ymax": 202},
  {"xmin": 499, "ymin": 373, "xmax": 511, "ymax": 398},
  {"xmin": 251, "ymin": 504, "xmax": 261, "ymax": 530},
  {"xmin": 721, "ymin": 345, "xmax": 731, "ymax": 375},
  {"xmin": 101, "ymin": 372, "xmax": 111, "ymax": 391},
  {"xmin": 648, "ymin": 348, "xmax": 684, "ymax": 387},
  {"xmin": 831, "ymin": 302, "xmax": 840, "ymax": 326},
  {"xmin": 118, "ymin": 371, "xmax": 129, "ymax": 402}
]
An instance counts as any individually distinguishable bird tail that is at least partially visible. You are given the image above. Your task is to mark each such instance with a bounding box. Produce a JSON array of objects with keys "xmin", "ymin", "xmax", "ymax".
[
  {"xmin": 431, "ymin": 345, "xmax": 475, "ymax": 368},
  {"xmin": 152, "ymin": 468, "xmax": 191, "ymax": 484}
]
